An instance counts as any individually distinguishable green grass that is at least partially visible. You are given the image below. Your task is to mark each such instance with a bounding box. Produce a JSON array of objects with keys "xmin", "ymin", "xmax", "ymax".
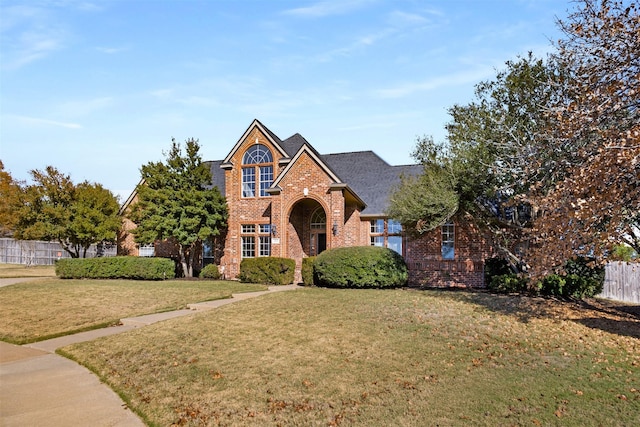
[
  {"xmin": 61, "ymin": 288, "xmax": 640, "ymax": 426},
  {"xmin": 0, "ymin": 279, "xmax": 266, "ymax": 344},
  {"xmin": 0, "ymin": 263, "xmax": 56, "ymax": 278}
]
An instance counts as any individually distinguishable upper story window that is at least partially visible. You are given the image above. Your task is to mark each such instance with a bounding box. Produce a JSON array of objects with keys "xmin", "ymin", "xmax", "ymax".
[
  {"xmin": 370, "ymin": 218, "xmax": 403, "ymax": 255},
  {"xmin": 242, "ymin": 144, "xmax": 273, "ymax": 197},
  {"xmin": 441, "ymin": 222, "xmax": 455, "ymax": 260}
]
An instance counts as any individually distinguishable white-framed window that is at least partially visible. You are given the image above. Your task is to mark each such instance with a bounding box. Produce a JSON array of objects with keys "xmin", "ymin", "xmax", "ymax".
[
  {"xmin": 369, "ymin": 218, "xmax": 403, "ymax": 255},
  {"xmin": 242, "ymin": 144, "xmax": 273, "ymax": 198},
  {"xmin": 138, "ymin": 244, "xmax": 155, "ymax": 257},
  {"xmin": 241, "ymin": 224, "xmax": 271, "ymax": 258},
  {"xmin": 441, "ymin": 222, "xmax": 455, "ymax": 260}
]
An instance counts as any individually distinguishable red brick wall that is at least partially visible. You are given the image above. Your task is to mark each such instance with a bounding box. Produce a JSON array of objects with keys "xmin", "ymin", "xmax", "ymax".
[{"xmin": 404, "ymin": 217, "xmax": 495, "ymax": 287}]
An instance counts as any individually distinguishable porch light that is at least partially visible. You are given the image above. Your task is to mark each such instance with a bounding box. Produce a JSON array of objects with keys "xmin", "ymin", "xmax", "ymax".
[
  {"xmin": 271, "ymin": 224, "xmax": 277, "ymax": 236},
  {"xmin": 332, "ymin": 221, "xmax": 338, "ymax": 236}
]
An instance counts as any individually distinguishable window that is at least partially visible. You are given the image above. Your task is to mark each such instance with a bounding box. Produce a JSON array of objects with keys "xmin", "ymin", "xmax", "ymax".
[
  {"xmin": 241, "ymin": 224, "xmax": 271, "ymax": 258},
  {"xmin": 138, "ymin": 244, "xmax": 155, "ymax": 257},
  {"xmin": 310, "ymin": 208, "xmax": 326, "ymax": 230},
  {"xmin": 370, "ymin": 219, "xmax": 403, "ymax": 255},
  {"xmin": 442, "ymin": 222, "xmax": 455, "ymax": 260},
  {"xmin": 242, "ymin": 144, "xmax": 273, "ymax": 197}
]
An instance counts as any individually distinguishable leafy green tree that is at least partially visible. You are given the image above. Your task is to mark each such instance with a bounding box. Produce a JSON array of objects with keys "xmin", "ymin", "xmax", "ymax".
[
  {"xmin": 389, "ymin": 54, "xmax": 560, "ymax": 272},
  {"xmin": 128, "ymin": 138, "xmax": 227, "ymax": 278},
  {"xmin": 0, "ymin": 160, "xmax": 22, "ymax": 237},
  {"xmin": 14, "ymin": 166, "xmax": 120, "ymax": 257},
  {"xmin": 387, "ymin": 136, "xmax": 458, "ymax": 234}
]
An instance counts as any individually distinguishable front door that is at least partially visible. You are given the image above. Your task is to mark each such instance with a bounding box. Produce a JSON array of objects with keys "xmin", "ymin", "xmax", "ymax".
[{"xmin": 310, "ymin": 232, "xmax": 326, "ymax": 256}]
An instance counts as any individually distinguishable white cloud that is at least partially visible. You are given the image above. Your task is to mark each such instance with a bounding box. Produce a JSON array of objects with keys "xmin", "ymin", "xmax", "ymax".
[
  {"xmin": 6, "ymin": 115, "xmax": 82, "ymax": 129},
  {"xmin": 374, "ymin": 65, "xmax": 496, "ymax": 99},
  {"xmin": 282, "ymin": 0, "xmax": 374, "ymax": 18}
]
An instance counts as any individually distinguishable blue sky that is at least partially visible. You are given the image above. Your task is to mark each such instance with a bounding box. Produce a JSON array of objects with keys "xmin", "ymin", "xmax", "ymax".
[{"xmin": 1, "ymin": 0, "xmax": 568, "ymax": 201}]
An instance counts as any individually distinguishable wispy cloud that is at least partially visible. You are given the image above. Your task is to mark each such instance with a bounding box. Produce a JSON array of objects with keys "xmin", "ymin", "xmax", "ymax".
[
  {"xmin": 96, "ymin": 45, "xmax": 130, "ymax": 54},
  {"xmin": 374, "ymin": 65, "xmax": 495, "ymax": 99},
  {"xmin": 282, "ymin": 0, "xmax": 374, "ymax": 18},
  {"xmin": 7, "ymin": 115, "xmax": 82, "ymax": 129},
  {"xmin": 57, "ymin": 97, "xmax": 115, "ymax": 117}
]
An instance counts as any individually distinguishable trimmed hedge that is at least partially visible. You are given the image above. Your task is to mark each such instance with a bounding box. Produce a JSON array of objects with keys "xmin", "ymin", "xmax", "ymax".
[
  {"xmin": 314, "ymin": 246, "xmax": 408, "ymax": 289},
  {"xmin": 238, "ymin": 257, "xmax": 295, "ymax": 285},
  {"xmin": 55, "ymin": 256, "xmax": 175, "ymax": 280},
  {"xmin": 199, "ymin": 264, "xmax": 221, "ymax": 280},
  {"xmin": 301, "ymin": 257, "xmax": 316, "ymax": 286}
]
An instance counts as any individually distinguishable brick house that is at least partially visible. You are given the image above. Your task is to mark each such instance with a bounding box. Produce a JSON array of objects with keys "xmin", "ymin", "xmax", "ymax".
[{"xmin": 119, "ymin": 119, "xmax": 494, "ymax": 286}]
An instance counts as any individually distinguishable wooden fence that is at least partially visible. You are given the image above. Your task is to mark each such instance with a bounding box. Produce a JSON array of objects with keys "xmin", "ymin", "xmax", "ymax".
[
  {"xmin": 599, "ymin": 262, "xmax": 640, "ymax": 304},
  {"xmin": 0, "ymin": 238, "xmax": 116, "ymax": 266}
]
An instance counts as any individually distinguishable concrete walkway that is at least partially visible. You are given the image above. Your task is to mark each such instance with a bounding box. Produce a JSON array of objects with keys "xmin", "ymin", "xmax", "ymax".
[{"xmin": 0, "ymin": 280, "xmax": 299, "ymax": 426}]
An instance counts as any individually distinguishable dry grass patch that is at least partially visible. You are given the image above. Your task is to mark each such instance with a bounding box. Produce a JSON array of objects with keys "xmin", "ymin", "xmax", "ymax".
[
  {"xmin": 62, "ymin": 288, "xmax": 640, "ymax": 426},
  {"xmin": 0, "ymin": 279, "xmax": 266, "ymax": 344},
  {"xmin": 0, "ymin": 263, "xmax": 56, "ymax": 278}
]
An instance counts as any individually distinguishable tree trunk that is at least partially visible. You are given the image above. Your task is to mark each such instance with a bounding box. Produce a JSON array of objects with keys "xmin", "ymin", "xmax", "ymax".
[{"xmin": 179, "ymin": 244, "xmax": 195, "ymax": 278}]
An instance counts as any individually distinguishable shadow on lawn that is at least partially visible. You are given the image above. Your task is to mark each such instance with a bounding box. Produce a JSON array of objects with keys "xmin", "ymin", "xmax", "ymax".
[{"xmin": 419, "ymin": 287, "xmax": 640, "ymax": 340}]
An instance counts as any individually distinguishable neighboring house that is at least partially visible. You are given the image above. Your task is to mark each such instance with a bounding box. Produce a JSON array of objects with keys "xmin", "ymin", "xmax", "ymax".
[{"xmin": 119, "ymin": 119, "xmax": 494, "ymax": 286}]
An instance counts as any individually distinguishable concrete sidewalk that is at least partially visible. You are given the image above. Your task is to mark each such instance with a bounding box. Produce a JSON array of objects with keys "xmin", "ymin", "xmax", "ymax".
[{"xmin": 0, "ymin": 282, "xmax": 299, "ymax": 426}]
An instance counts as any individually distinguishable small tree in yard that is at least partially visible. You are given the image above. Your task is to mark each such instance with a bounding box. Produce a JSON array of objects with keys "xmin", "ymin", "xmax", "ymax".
[
  {"xmin": 128, "ymin": 138, "xmax": 227, "ymax": 278},
  {"xmin": 14, "ymin": 166, "xmax": 121, "ymax": 258},
  {"xmin": 0, "ymin": 161, "xmax": 22, "ymax": 237}
]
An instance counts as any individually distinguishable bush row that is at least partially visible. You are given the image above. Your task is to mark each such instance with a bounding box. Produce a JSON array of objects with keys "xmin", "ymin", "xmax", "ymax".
[
  {"xmin": 55, "ymin": 256, "xmax": 175, "ymax": 280},
  {"xmin": 485, "ymin": 257, "xmax": 604, "ymax": 298},
  {"xmin": 238, "ymin": 257, "xmax": 295, "ymax": 285}
]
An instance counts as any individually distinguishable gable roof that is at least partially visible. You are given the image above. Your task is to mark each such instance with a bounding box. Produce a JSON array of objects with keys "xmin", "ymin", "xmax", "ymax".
[
  {"xmin": 221, "ymin": 119, "xmax": 289, "ymax": 166},
  {"xmin": 212, "ymin": 119, "xmax": 422, "ymax": 216},
  {"xmin": 322, "ymin": 151, "xmax": 422, "ymax": 216}
]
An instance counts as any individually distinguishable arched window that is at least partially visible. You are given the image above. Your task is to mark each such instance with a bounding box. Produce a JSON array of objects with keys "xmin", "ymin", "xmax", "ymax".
[
  {"xmin": 242, "ymin": 144, "xmax": 273, "ymax": 197},
  {"xmin": 310, "ymin": 208, "xmax": 326, "ymax": 230}
]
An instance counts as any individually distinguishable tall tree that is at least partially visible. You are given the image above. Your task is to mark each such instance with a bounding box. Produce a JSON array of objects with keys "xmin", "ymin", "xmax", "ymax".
[
  {"xmin": 0, "ymin": 161, "xmax": 22, "ymax": 237},
  {"xmin": 128, "ymin": 138, "xmax": 228, "ymax": 278},
  {"xmin": 389, "ymin": 54, "xmax": 561, "ymax": 272},
  {"xmin": 14, "ymin": 166, "xmax": 121, "ymax": 257},
  {"xmin": 527, "ymin": 0, "xmax": 640, "ymax": 275}
]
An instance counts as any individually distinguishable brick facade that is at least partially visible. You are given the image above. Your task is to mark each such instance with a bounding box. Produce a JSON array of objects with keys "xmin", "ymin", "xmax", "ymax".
[{"xmin": 119, "ymin": 119, "xmax": 494, "ymax": 286}]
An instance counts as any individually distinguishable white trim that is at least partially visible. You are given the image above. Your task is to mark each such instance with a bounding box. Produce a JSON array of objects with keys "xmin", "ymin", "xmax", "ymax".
[{"xmin": 221, "ymin": 119, "xmax": 289, "ymax": 166}]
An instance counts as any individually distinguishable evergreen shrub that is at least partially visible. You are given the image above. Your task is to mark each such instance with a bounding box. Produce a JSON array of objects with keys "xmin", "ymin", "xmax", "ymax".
[
  {"xmin": 484, "ymin": 257, "xmax": 512, "ymax": 285},
  {"xmin": 238, "ymin": 257, "xmax": 295, "ymax": 285},
  {"xmin": 487, "ymin": 274, "xmax": 528, "ymax": 294},
  {"xmin": 199, "ymin": 264, "xmax": 221, "ymax": 280},
  {"xmin": 314, "ymin": 246, "xmax": 407, "ymax": 289},
  {"xmin": 55, "ymin": 256, "xmax": 175, "ymax": 280},
  {"xmin": 301, "ymin": 257, "xmax": 316, "ymax": 286}
]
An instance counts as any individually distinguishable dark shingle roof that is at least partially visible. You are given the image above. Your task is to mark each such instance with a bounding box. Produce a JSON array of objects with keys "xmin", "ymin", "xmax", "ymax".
[
  {"xmin": 322, "ymin": 151, "xmax": 422, "ymax": 215},
  {"xmin": 204, "ymin": 160, "xmax": 225, "ymax": 192},
  {"xmin": 280, "ymin": 133, "xmax": 309, "ymax": 157}
]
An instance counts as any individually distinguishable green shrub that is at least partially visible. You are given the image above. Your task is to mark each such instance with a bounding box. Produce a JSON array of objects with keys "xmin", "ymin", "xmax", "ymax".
[
  {"xmin": 487, "ymin": 274, "xmax": 528, "ymax": 294},
  {"xmin": 55, "ymin": 257, "xmax": 175, "ymax": 280},
  {"xmin": 538, "ymin": 274, "xmax": 565, "ymax": 296},
  {"xmin": 314, "ymin": 246, "xmax": 407, "ymax": 289},
  {"xmin": 301, "ymin": 257, "xmax": 316, "ymax": 286},
  {"xmin": 564, "ymin": 257, "xmax": 604, "ymax": 295},
  {"xmin": 238, "ymin": 257, "xmax": 295, "ymax": 285},
  {"xmin": 484, "ymin": 257, "xmax": 512, "ymax": 285},
  {"xmin": 199, "ymin": 264, "xmax": 221, "ymax": 280}
]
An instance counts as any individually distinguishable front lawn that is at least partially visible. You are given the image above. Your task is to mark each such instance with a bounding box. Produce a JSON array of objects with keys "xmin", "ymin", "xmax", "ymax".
[
  {"xmin": 0, "ymin": 263, "xmax": 56, "ymax": 278},
  {"xmin": 0, "ymin": 279, "xmax": 266, "ymax": 344},
  {"xmin": 61, "ymin": 288, "xmax": 640, "ymax": 426}
]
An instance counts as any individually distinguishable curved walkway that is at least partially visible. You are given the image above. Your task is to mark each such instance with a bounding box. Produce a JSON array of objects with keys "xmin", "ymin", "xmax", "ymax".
[{"xmin": 0, "ymin": 279, "xmax": 299, "ymax": 426}]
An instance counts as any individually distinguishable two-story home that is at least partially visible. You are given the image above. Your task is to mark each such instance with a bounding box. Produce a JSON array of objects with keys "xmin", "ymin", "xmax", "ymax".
[{"xmin": 119, "ymin": 119, "xmax": 494, "ymax": 286}]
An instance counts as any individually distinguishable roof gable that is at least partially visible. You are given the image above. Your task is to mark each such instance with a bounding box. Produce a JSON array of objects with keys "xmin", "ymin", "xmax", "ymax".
[{"xmin": 221, "ymin": 119, "xmax": 289, "ymax": 166}]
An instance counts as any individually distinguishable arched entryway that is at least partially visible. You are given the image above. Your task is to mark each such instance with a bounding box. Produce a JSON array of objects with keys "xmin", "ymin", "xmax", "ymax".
[{"xmin": 287, "ymin": 198, "xmax": 328, "ymax": 262}]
